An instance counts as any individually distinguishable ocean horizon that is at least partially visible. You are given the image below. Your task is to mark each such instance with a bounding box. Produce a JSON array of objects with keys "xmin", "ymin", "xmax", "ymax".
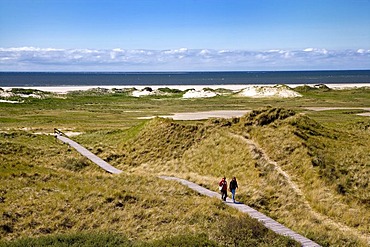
[{"xmin": 1, "ymin": 70, "xmax": 370, "ymax": 87}]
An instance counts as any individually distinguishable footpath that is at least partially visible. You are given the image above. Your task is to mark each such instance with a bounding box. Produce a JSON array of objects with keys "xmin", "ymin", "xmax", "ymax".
[
  {"xmin": 55, "ymin": 130, "xmax": 122, "ymax": 174},
  {"xmin": 160, "ymin": 176, "xmax": 320, "ymax": 247},
  {"xmin": 54, "ymin": 130, "xmax": 320, "ymax": 247}
]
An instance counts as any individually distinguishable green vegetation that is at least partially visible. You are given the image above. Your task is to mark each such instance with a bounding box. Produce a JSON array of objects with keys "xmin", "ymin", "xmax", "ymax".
[{"xmin": 1, "ymin": 86, "xmax": 370, "ymax": 246}]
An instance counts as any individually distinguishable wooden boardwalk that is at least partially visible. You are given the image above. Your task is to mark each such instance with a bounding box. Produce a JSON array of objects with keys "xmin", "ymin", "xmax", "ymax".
[
  {"xmin": 55, "ymin": 131, "xmax": 122, "ymax": 174},
  {"xmin": 160, "ymin": 176, "xmax": 321, "ymax": 247},
  {"xmin": 53, "ymin": 129, "xmax": 319, "ymax": 246}
]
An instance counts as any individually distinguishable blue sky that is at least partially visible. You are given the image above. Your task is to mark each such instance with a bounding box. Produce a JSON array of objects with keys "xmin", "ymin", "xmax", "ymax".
[{"xmin": 0, "ymin": 0, "xmax": 370, "ymax": 71}]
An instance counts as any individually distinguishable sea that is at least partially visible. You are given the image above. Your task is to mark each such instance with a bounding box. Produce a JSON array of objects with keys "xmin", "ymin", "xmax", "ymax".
[{"xmin": 1, "ymin": 70, "xmax": 370, "ymax": 87}]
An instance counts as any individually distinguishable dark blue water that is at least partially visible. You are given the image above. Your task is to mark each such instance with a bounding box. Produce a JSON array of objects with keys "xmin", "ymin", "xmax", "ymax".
[{"xmin": 0, "ymin": 71, "xmax": 370, "ymax": 87}]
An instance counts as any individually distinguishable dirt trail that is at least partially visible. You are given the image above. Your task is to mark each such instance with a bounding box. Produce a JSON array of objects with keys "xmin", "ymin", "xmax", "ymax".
[{"xmin": 230, "ymin": 133, "xmax": 370, "ymax": 245}]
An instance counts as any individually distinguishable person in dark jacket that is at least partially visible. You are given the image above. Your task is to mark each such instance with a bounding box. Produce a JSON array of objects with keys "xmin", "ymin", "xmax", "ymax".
[
  {"xmin": 219, "ymin": 177, "xmax": 228, "ymax": 201},
  {"xmin": 229, "ymin": 177, "xmax": 238, "ymax": 203}
]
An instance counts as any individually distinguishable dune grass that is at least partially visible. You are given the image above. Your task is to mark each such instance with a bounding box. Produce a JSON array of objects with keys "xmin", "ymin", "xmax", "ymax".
[
  {"xmin": 96, "ymin": 107, "xmax": 369, "ymax": 246},
  {"xmin": 0, "ymin": 131, "xmax": 298, "ymax": 246},
  {"xmin": 1, "ymin": 85, "xmax": 369, "ymax": 132},
  {"xmin": 1, "ymin": 86, "xmax": 370, "ymax": 246}
]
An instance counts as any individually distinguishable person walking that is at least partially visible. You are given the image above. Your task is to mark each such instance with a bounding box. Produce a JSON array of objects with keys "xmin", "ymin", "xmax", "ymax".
[
  {"xmin": 229, "ymin": 177, "xmax": 238, "ymax": 203},
  {"xmin": 219, "ymin": 177, "xmax": 228, "ymax": 201}
]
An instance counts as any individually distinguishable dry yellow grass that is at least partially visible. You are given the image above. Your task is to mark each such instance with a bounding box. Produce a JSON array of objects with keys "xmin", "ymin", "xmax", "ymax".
[
  {"xmin": 105, "ymin": 108, "xmax": 370, "ymax": 246},
  {"xmin": 2, "ymin": 102, "xmax": 370, "ymax": 246}
]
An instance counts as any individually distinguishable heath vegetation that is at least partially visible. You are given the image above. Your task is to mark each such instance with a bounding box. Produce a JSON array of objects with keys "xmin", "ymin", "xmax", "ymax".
[{"xmin": 1, "ymin": 85, "xmax": 369, "ymax": 246}]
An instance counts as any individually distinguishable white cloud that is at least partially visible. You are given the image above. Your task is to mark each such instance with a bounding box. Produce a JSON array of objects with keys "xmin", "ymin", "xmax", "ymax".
[
  {"xmin": 199, "ymin": 49, "xmax": 210, "ymax": 55},
  {"xmin": 357, "ymin": 49, "xmax": 370, "ymax": 54},
  {"xmin": 0, "ymin": 47, "xmax": 369, "ymax": 71},
  {"xmin": 0, "ymin": 47, "xmax": 63, "ymax": 52},
  {"xmin": 303, "ymin": 48, "xmax": 315, "ymax": 52},
  {"xmin": 303, "ymin": 48, "xmax": 328, "ymax": 54},
  {"xmin": 112, "ymin": 48, "xmax": 124, "ymax": 52}
]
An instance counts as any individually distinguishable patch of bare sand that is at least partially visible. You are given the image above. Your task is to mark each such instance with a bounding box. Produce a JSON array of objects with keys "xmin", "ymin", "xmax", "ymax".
[
  {"xmin": 0, "ymin": 127, "xmax": 83, "ymax": 136},
  {"xmin": 139, "ymin": 110, "xmax": 251, "ymax": 120},
  {"xmin": 357, "ymin": 112, "xmax": 370, "ymax": 116},
  {"xmin": 305, "ymin": 107, "xmax": 370, "ymax": 117},
  {"xmin": 306, "ymin": 107, "xmax": 370, "ymax": 111}
]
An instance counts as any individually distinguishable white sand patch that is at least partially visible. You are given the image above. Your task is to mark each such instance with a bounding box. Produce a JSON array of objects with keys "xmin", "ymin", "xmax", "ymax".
[
  {"xmin": 1, "ymin": 89, "xmax": 44, "ymax": 99},
  {"xmin": 5, "ymin": 127, "xmax": 84, "ymax": 136},
  {"xmin": 357, "ymin": 112, "xmax": 370, "ymax": 117},
  {"xmin": 22, "ymin": 131, "xmax": 83, "ymax": 136},
  {"xmin": 0, "ymin": 91, "xmax": 14, "ymax": 97},
  {"xmin": 18, "ymin": 93, "xmax": 43, "ymax": 99},
  {"xmin": 183, "ymin": 89, "xmax": 218, "ymax": 98},
  {"xmin": 237, "ymin": 85, "xmax": 302, "ymax": 98},
  {"xmin": 131, "ymin": 89, "xmax": 156, "ymax": 97},
  {"xmin": 305, "ymin": 107, "xmax": 370, "ymax": 117},
  {"xmin": 63, "ymin": 131, "xmax": 83, "ymax": 136},
  {"xmin": 0, "ymin": 99, "xmax": 21, "ymax": 103},
  {"xmin": 306, "ymin": 107, "xmax": 370, "ymax": 111},
  {"xmin": 139, "ymin": 110, "xmax": 251, "ymax": 120}
]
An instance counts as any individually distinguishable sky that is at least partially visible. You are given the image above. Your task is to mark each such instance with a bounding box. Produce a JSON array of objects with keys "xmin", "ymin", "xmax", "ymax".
[{"xmin": 0, "ymin": 0, "xmax": 370, "ymax": 71}]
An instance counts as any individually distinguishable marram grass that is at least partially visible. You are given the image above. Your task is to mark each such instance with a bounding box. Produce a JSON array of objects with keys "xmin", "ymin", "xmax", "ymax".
[
  {"xmin": 1, "ymin": 87, "xmax": 370, "ymax": 246},
  {"xmin": 0, "ymin": 130, "xmax": 297, "ymax": 246},
  {"xmin": 103, "ymin": 108, "xmax": 369, "ymax": 246}
]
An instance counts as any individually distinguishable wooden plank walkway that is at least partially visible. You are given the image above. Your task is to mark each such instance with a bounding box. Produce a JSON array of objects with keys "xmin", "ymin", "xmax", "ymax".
[
  {"xmin": 53, "ymin": 129, "xmax": 319, "ymax": 246},
  {"xmin": 160, "ymin": 176, "xmax": 321, "ymax": 247},
  {"xmin": 55, "ymin": 132, "xmax": 122, "ymax": 174}
]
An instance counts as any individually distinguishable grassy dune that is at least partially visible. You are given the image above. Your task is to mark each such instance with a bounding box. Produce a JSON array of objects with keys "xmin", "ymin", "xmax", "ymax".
[
  {"xmin": 0, "ymin": 130, "xmax": 297, "ymax": 246},
  {"xmin": 1, "ymin": 86, "xmax": 370, "ymax": 246},
  {"xmin": 94, "ymin": 108, "xmax": 369, "ymax": 246}
]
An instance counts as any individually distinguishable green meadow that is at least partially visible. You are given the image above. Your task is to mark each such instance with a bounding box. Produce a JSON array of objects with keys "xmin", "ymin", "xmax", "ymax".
[{"xmin": 1, "ymin": 86, "xmax": 369, "ymax": 246}]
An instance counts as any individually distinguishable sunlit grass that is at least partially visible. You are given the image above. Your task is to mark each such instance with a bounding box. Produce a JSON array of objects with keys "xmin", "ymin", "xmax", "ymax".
[{"xmin": 1, "ymin": 87, "xmax": 370, "ymax": 246}]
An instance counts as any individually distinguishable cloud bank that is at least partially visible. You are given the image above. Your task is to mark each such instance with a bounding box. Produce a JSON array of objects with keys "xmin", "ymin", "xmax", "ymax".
[{"xmin": 1, "ymin": 47, "xmax": 369, "ymax": 71}]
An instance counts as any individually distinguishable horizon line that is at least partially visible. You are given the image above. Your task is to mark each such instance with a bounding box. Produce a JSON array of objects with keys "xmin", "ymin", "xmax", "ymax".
[{"xmin": 1, "ymin": 69, "xmax": 370, "ymax": 73}]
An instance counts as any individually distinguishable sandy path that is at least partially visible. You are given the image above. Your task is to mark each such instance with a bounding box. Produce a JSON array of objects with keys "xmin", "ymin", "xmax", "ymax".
[{"xmin": 230, "ymin": 133, "xmax": 370, "ymax": 244}]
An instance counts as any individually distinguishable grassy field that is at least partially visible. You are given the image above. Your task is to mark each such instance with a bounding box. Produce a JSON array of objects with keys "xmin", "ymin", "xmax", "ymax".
[{"xmin": 1, "ymin": 86, "xmax": 369, "ymax": 246}]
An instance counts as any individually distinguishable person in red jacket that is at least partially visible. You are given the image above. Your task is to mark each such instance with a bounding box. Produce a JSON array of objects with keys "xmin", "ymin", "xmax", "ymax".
[{"xmin": 219, "ymin": 177, "xmax": 228, "ymax": 201}]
